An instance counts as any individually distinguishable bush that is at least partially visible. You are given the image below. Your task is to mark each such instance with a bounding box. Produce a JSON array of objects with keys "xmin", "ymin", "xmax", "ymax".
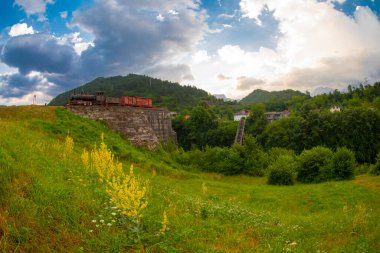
[
  {"xmin": 355, "ymin": 163, "xmax": 370, "ymax": 175},
  {"xmin": 297, "ymin": 146, "xmax": 333, "ymax": 183},
  {"xmin": 267, "ymin": 147, "xmax": 296, "ymax": 165},
  {"xmin": 267, "ymin": 155, "xmax": 297, "ymax": 185},
  {"xmin": 370, "ymin": 153, "xmax": 380, "ymax": 176},
  {"xmin": 330, "ymin": 147, "xmax": 356, "ymax": 180},
  {"xmin": 242, "ymin": 135, "xmax": 268, "ymax": 176}
]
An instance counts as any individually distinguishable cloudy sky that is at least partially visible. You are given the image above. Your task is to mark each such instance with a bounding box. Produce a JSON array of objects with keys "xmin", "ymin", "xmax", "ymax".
[{"xmin": 1, "ymin": 0, "xmax": 380, "ymax": 104}]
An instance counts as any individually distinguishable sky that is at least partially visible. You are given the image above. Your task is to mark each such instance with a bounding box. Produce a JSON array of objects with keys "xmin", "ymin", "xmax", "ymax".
[{"xmin": 0, "ymin": 0, "xmax": 380, "ymax": 105}]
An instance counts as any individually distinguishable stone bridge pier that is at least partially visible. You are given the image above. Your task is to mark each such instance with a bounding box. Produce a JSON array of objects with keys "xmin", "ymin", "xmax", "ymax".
[{"xmin": 67, "ymin": 105, "xmax": 176, "ymax": 149}]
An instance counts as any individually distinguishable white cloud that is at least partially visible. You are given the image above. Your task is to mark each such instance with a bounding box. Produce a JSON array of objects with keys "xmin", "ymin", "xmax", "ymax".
[
  {"xmin": 14, "ymin": 0, "xmax": 54, "ymax": 15},
  {"xmin": 217, "ymin": 74, "xmax": 233, "ymax": 80},
  {"xmin": 60, "ymin": 32, "xmax": 94, "ymax": 55},
  {"xmin": 0, "ymin": 91, "xmax": 52, "ymax": 105},
  {"xmin": 156, "ymin": 13, "xmax": 165, "ymax": 22},
  {"xmin": 73, "ymin": 42, "xmax": 94, "ymax": 55},
  {"xmin": 192, "ymin": 50, "xmax": 210, "ymax": 64},
  {"xmin": 185, "ymin": 0, "xmax": 380, "ymax": 98},
  {"xmin": 0, "ymin": 71, "xmax": 55, "ymax": 105},
  {"xmin": 8, "ymin": 23, "xmax": 35, "ymax": 37},
  {"xmin": 168, "ymin": 9, "xmax": 179, "ymax": 15},
  {"xmin": 0, "ymin": 63, "xmax": 18, "ymax": 75},
  {"xmin": 60, "ymin": 11, "xmax": 68, "ymax": 19},
  {"xmin": 218, "ymin": 11, "xmax": 237, "ymax": 19}
]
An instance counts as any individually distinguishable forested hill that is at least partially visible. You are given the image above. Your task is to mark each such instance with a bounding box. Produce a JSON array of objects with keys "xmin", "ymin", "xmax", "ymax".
[
  {"xmin": 241, "ymin": 89, "xmax": 307, "ymax": 104},
  {"xmin": 49, "ymin": 74, "xmax": 216, "ymax": 110}
]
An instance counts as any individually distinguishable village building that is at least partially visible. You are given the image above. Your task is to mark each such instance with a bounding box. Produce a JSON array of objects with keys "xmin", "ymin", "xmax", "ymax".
[
  {"xmin": 265, "ymin": 110, "xmax": 290, "ymax": 123},
  {"xmin": 168, "ymin": 111, "xmax": 178, "ymax": 118},
  {"xmin": 329, "ymin": 106, "xmax": 341, "ymax": 113},
  {"xmin": 234, "ymin": 109, "xmax": 250, "ymax": 121}
]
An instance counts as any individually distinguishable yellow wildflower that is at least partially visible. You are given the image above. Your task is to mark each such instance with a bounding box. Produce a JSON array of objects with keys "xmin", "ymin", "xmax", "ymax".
[
  {"xmin": 63, "ymin": 132, "xmax": 74, "ymax": 159},
  {"xmin": 202, "ymin": 182, "xmax": 208, "ymax": 194},
  {"xmin": 81, "ymin": 148, "xmax": 89, "ymax": 169},
  {"xmin": 159, "ymin": 211, "xmax": 169, "ymax": 234}
]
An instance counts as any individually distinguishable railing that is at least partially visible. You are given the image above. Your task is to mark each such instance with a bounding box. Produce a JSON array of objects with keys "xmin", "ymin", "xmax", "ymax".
[{"xmin": 234, "ymin": 118, "xmax": 246, "ymax": 145}]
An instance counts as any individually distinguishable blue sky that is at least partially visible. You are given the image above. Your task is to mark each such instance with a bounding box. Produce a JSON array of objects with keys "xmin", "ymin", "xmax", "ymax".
[{"xmin": 0, "ymin": 0, "xmax": 380, "ymax": 104}]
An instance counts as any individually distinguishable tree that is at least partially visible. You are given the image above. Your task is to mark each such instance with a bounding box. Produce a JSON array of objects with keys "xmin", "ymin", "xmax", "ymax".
[
  {"xmin": 246, "ymin": 103, "xmax": 267, "ymax": 136},
  {"xmin": 297, "ymin": 146, "xmax": 333, "ymax": 183},
  {"xmin": 330, "ymin": 147, "xmax": 356, "ymax": 180},
  {"xmin": 267, "ymin": 155, "xmax": 297, "ymax": 185},
  {"xmin": 370, "ymin": 153, "xmax": 380, "ymax": 176}
]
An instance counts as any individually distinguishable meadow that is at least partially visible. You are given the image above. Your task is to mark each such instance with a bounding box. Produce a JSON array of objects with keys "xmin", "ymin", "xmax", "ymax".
[{"xmin": 0, "ymin": 106, "xmax": 379, "ymax": 252}]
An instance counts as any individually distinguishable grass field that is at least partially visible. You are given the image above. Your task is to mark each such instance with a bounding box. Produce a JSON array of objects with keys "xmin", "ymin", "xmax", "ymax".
[{"xmin": 0, "ymin": 106, "xmax": 379, "ymax": 252}]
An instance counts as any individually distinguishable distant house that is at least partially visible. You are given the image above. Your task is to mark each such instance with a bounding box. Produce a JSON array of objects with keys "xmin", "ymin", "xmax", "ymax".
[
  {"xmin": 265, "ymin": 110, "xmax": 290, "ymax": 123},
  {"xmin": 329, "ymin": 106, "xmax": 341, "ymax": 113},
  {"xmin": 168, "ymin": 112, "xmax": 178, "ymax": 118},
  {"xmin": 234, "ymin": 109, "xmax": 250, "ymax": 121}
]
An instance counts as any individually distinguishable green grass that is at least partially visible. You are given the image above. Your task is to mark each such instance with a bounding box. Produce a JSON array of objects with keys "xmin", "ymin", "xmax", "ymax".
[{"xmin": 0, "ymin": 106, "xmax": 379, "ymax": 252}]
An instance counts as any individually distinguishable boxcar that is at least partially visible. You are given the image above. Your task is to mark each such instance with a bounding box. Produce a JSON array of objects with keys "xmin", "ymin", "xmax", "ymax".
[
  {"xmin": 120, "ymin": 96, "xmax": 152, "ymax": 107},
  {"xmin": 136, "ymin": 97, "xmax": 152, "ymax": 107}
]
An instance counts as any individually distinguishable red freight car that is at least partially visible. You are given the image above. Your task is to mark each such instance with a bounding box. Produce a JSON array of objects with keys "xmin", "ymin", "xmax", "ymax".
[{"xmin": 120, "ymin": 96, "xmax": 152, "ymax": 108}]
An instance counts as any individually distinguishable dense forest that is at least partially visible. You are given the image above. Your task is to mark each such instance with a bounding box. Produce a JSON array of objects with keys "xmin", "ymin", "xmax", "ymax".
[{"xmin": 170, "ymin": 82, "xmax": 380, "ymax": 181}]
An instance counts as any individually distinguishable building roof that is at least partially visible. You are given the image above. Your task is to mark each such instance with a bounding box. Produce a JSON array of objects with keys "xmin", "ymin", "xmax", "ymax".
[
  {"xmin": 234, "ymin": 109, "xmax": 250, "ymax": 116},
  {"xmin": 265, "ymin": 110, "xmax": 289, "ymax": 115}
]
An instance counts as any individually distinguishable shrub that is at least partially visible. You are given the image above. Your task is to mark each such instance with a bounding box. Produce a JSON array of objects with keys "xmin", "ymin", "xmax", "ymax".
[
  {"xmin": 267, "ymin": 147, "xmax": 296, "ymax": 165},
  {"xmin": 355, "ymin": 163, "xmax": 370, "ymax": 175},
  {"xmin": 330, "ymin": 147, "xmax": 356, "ymax": 180},
  {"xmin": 297, "ymin": 146, "xmax": 333, "ymax": 183},
  {"xmin": 370, "ymin": 153, "xmax": 380, "ymax": 176},
  {"xmin": 267, "ymin": 155, "xmax": 297, "ymax": 185},
  {"xmin": 242, "ymin": 135, "xmax": 269, "ymax": 176}
]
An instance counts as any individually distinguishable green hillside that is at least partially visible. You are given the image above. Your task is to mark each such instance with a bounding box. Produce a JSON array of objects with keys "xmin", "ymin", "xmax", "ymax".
[
  {"xmin": 241, "ymin": 89, "xmax": 307, "ymax": 104},
  {"xmin": 0, "ymin": 106, "xmax": 379, "ymax": 252},
  {"xmin": 49, "ymin": 74, "xmax": 216, "ymax": 110}
]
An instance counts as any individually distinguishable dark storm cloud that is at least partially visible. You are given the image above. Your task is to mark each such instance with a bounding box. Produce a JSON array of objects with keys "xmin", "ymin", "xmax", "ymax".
[
  {"xmin": 1, "ymin": 33, "xmax": 77, "ymax": 74},
  {"xmin": 73, "ymin": 0, "xmax": 207, "ymax": 79},
  {"xmin": 0, "ymin": 73, "xmax": 45, "ymax": 97},
  {"xmin": 1, "ymin": 0, "xmax": 208, "ymax": 102}
]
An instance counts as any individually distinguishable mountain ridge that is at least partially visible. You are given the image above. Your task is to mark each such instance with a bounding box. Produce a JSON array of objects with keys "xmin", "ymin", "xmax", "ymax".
[
  {"xmin": 240, "ymin": 88, "xmax": 307, "ymax": 104},
  {"xmin": 49, "ymin": 74, "xmax": 216, "ymax": 110}
]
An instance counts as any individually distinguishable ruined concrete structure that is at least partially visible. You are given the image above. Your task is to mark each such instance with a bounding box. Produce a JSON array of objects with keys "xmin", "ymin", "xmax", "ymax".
[{"xmin": 67, "ymin": 106, "xmax": 176, "ymax": 149}]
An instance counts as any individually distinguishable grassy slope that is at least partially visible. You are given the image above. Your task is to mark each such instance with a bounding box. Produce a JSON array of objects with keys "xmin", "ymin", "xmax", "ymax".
[{"xmin": 0, "ymin": 106, "xmax": 379, "ymax": 252}]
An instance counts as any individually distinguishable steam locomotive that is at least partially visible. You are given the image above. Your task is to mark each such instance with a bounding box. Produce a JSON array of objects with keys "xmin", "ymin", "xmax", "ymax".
[{"xmin": 68, "ymin": 91, "xmax": 153, "ymax": 108}]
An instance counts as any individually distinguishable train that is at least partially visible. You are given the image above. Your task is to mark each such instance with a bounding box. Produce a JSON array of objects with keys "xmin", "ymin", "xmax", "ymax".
[{"xmin": 68, "ymin": 91, "xmax": 153, "ymax": 108}]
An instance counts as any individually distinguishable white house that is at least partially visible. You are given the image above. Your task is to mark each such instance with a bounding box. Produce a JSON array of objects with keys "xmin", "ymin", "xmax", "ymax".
[
  {"xmin": 234, "ymin": 109, "xmax": 250, "ymax": 121},
  {"xmin": 265, "ymin": 110, "xmax": 290, "ymax": 123},
  {"xmin": 329, "ymin": 106, "xmax": 341, "ymax": 113}
]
